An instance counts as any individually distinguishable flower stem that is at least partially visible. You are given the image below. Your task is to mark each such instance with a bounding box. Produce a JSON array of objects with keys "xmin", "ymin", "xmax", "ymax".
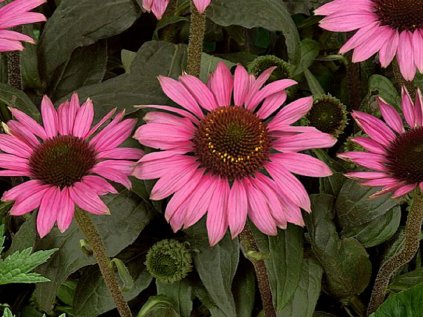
[
  {"xmin": 346, "ymin": 55, "xmax": 361, "ymax": 110},
  {"xmin": 75, "ymin": 210, "xmax": 132, "ymax": 317},
  {"xmin": 367, "ymin": 190, "xmax": 423, "ymax": 315},
  {"xmin": 7, "ymin": 26, "xmax": 23, "ymax": 90},
  {"xmin": 239, "ymin": 224, "xmax": 276, "ymax": 317},
  {"xmin": 186, "ymin": 2, "xmax": 206, "ymax": 77}
]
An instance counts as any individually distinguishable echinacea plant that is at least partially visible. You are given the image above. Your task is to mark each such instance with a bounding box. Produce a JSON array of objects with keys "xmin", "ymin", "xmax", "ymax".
[{"xmin": 1, "ymin": 94, "xmax": 141, "ymax": 317}]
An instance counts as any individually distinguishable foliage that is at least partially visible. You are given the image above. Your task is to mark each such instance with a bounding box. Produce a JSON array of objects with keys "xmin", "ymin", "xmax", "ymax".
[{"xmin": 1, "ymin": 0, "xmax": 422, "ymax": 316}]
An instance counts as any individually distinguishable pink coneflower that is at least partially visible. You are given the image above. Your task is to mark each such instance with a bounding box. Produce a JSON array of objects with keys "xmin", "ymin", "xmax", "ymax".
[
  {"xmin": 315, "ymin": 0, "xmax": 423, "ymax": 81},
  {"xmin": 0, "ymin": 94, "xmax": 143, "ymax": 237},
  {"xmin": 133, "ymin": 62, "xmax": 336, "ymax": 245},
  {"xmin": 0, "ymin": 0, "xmax": 46, "ymax": 52},
  {"xmin": 142, "ymin": 0, "xmax": 211, "ymax": 19},
  {"xmin": 340, "ymin": 87, "xmax": 423, "ymax": 198}
]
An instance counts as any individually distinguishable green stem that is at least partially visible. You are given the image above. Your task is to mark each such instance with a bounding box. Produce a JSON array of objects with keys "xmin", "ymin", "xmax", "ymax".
[
  {"xmin": 186, "ymin": 1, "xmax": 206, "ymax": 77},
  {"xmin": 75, "ymin": 210, "xmax": 132, "ymax": 317},
  {"xmin": 367, "ymin": 191, "xmax": 423, "ymax": 315},
  {"xmin": 239, "ymin": 224, "xmax": 276, "ymax": 317}
]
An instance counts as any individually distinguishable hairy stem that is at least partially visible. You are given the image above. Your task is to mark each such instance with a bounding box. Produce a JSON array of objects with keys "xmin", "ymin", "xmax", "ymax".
[
  {"xmin": 75, "ymin": 210, "xmax": 132, "ymax": 317},
  {"xmin": 7, "ymin": 26, "xmax": 23, "ymax": 90},
  {"xmin": 346, "ymin": 56, "xmax": 361, "ymax": 110},
  {"xmin": 367, "ymin": 191, "xmax": 423, "ymax": 315},
  {"xmin": 239, "ymin": 225, "xmax": 276, "ymax": 317},
  {"xmin": 186, "ymin": 2, "xmax": 206, "ymax": 77}
]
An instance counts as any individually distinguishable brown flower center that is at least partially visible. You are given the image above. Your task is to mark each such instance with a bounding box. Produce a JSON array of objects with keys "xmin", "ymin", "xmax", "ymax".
[
  {"xmin": 29, "ymin": 135, "xmax": 97, "ymax": 188},
  {"xmin": 193, "ymin": 106, "xmax": 272, "ymax": 180},
  {"xmin": 385, "ymin": 127, "xmax": 423, "ymax": 184},
  {"xmin": 373, "ymin": 0, "xmax": 423, "ymax": 31}
]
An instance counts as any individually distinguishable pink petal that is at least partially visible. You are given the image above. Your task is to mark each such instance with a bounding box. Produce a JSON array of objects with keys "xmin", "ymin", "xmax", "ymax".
[
  {"xmin": 179, "ymin": 74, "xmax": 218, "ymax": 111},
  {"xmin": 379, "ymin": 30, "xmax": 399, "ymax": 68},
  {"xmin": 245, "ymin": 178, "xmax": 277, "ymax": 235},
  {"xmin": 135, "ymin": 105, "xmax": 198, "ymax": 124},
  {"xmin": 81, "ymin": 175, "xmax": 117, "ymax": 195},
  {"xmin": 266, "ymin": 161, "xmax": 311, "ymax": 212},
  {"xmin": 352, "ymin": 111, "xmax": 396, "ymax": 146},
  {"xmin": 401, "ymin": 87, "xmax": 416, "ymax": 127},
  {"xmin": 272, "ymin": 132, "xmax": 336, "ymax": 152},
  {"xmin": 345, "ymin": 171, "xmax": 389, "ymax": 180},
  {"xmin": 37, "ymin": 187, "xmax": 60, "ymax": 238},
  {"xmin": 0, "ymin": 134, "xmax": 33, "ymax": 158},
  {"xmin": 41, "ymin": 95, "xmax": 58, "ymax": 139},
  {"xmin": 9, "ymin": 107, "xmax": 47, "ymax": 140},
  {"xmin": 256, "ymin": 91, "xmax": 287, "ymax": 119},
  {"xmin": 416, "ymin": 89, "xmax": 423, "ymax": 127},
  {"xmin": 339, "ymin": 22, "xmax": 380, "ymax": 54},
  {"xmin": 208, "ymin": 62, "xmax": 233, "ymax": 107},
  {"xmin": 9, "ymin": 186, "xmax": 48, "ymax": 216},
  {"xmin": 86, "ymin": 108, "xmax": 116, "ymax": 138},
  {"xmin": 397, "ymin": 31, "xmax": 416, "ymax": 81},
  {"xmin": 272, "ymin": 152, "xmax": 332, "ymax": 177},
  {"xmin": 268, "ymin": 97, "xmax": 313, "ymax": 129},
  {"xmin": 246, "ymin": 79, "xmax": 297, "ymax": 111},
  {"xmin": 2, "ymin": 179, "xmax": 45, "ymax": 201},
  {"xmin": 193, "ymin": 0, "xmax": 211, "ymax": 13},
  {"xmin": 206, "ymin": 177, "xmax": 229, "ymax": 246},
  {"xmin": 97, "ymin": 147, "xmax": 144, "ymax": 160},
  {"xmin": 392, "ymin": 183, "xmax": 417, "ymax": 198},
  {"xmin": 351, "ymin": 26, "xmax": 392, "ymax": 63},
  {"xmin": 56, "ymin": 188, "xmax": 75, "ymax": 233},
  {"xmin": 159, "ymin": 76, "xmax": 203, "ymax": 118},
  {"xmin": 233, "ymin": 64, "xmax": 250, "ymax": 106},
  {"xmin": 378, "ymin": 97, "xmax": 404, "ymax": 133},
  {"xmin": 413, "ymin": 31, "xmax": 423, "ymax": 72},
  {"xmin": 69, "ymin": 182, "xmax": 109, "ymax": 215},
  {"xmin": 227, "ymin": 179, "xmax": 248, "ymax": 238},
  {"xmin": 338, "ymin": 151, "xmax": 387, "ymax": 171},
  {"xmin": 73, "ymin": 98, "xmax": 94, "ymax": 138},
  {"xmin": 351, "ymin": 136, "xmax": 386, "ymax": 155},
  {"xmin": 7, "ymin": 120, "xmax": 39, "ymax": 148}
]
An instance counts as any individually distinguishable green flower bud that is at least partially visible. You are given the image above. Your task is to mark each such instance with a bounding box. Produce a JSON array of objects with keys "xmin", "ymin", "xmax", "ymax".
[
  {"xmin": 248, "ymin": 55, "xmax": 294, "ymax": 84},
  {"xmin": 306, "ymin": 95, "xmax": 348, "ymax": 138},
  {"xmin": 145, "ymin": 239, "xmax": 193, "ymax": 283}
]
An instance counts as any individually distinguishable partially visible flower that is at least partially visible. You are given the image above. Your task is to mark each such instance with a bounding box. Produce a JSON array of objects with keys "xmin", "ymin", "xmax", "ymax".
[
  {"xmin": 315, "ymin": 0, "xmax": 423, "ymax": 81},
  {"xmin": 248, "ymin": 55, "xmax": 294, "ymax": 84},
  {"xmin": 1, "ymin": 93, "xmax": 143, "ymax": 237},
  {"xmin": 134, "ymin": 62, "xmax": 335, "ymax": 246},
  {"xmin": 305, "ymin": 95, "xmax": 348, "ymax": 138},
  {"xmin": 142, "ymin": 0, "xmax": 211, "ymax": 19},
  {"xmin": 0, "ymin": 0, "xmax": 47, "ymax": 52},
  {"xmin": 339, "ymin": 87, "xmax": 423, "ymax": 198},
  {"xmin": 145, "ymin": 239, "xmax": 192, "ymax": 283}
]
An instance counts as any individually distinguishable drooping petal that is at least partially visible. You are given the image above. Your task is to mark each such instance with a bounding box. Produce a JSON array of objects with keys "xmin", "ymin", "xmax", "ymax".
[
  {"xmin": 56, "ymin": 188, "xmax": 75, "ymax": 233},
  {"xmin": 69, "ymin": 182, "xmax": 109, "ymax": 215},
  {"xmin": 36, "ymin": 186, "xmax": 60, "ymax": 238},
  {"xmin": 378, "ymin": 97, "xmax": 404, "ymax": 133},
  {"xmin": 206, "ymin": 177, "xmax": 229, "ymax": 246},
  {"xmin": 227, "ymin": 179, "xmax": 248, "ymax": 238},
  {"xmin": 272, "ymin": 153, "xmax": 333, "ymax": 177}
]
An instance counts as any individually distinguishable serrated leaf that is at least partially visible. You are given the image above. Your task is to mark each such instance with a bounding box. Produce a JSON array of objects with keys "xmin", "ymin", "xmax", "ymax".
[
  {"xmin": 370, "ymin": 283, "xmax": 423, "ymax": 317},
  {"xmin": 0, "ymin": 247, "xmax": 56, "ymax": 285},
  {"xmin": 1, "ymin": 308, "xmax": 14, "ymax": 317}
]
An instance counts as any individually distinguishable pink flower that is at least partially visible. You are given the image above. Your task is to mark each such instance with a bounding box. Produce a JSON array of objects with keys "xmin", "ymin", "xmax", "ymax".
[
  {"xmin": 142, "ymin": 0, "xmax": 211, "ymax": 19},
  {"xmin": 315, "ymin": 0, "xmax": 423, "ymax": 81},
  {"xmin": 0, "ymin": 0, "xmax": 47, "ymax": 52},
  {"xmin": 133, "ymin": 62, "xmax": 335, "ymax": 245},
  {"xmin": 339, "ymin": 87, "xmax": 423, "ymax": 199},
  {"xmin": 1, "ymin": 94, "xmax": 143, "ymax": 237}
]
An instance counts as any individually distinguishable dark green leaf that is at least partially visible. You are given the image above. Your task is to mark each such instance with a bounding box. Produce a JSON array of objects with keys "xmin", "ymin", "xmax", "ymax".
[
  {"xmin": 367, "ymin": 75, "xmax": 401, "ymax": 109},
  {"xmin": 294, "ymin": 39, "xmax": 320, "ymax": 76},
  {"xmin": 390, "ymin": 268, "xmax": 423, "ymax": 293},
  {"xmin": 233, "ymin": 265, "xmax": 256, "ymax": 317},
  {"xmin": 252, "ymin": 225, "xmax": 304, "ymax": 310},
  {"xmin": 335, "ymin": 179, "xmax": 399, "ymax": 231},
  {"xmin": 0, "ymin": 83, "xmax": 39, "ymax": 119},
  {"xmin": 278, "ymin": 258, "xmax": 323, "ymax": 317},
  {"xmin": 305, "ymin": 194, "xmax": 372, "ymax": 299},
  {"xmin": 157, "ymin": 280, "xmax": 193, "ymax": 317},
  {"xmin": 136, "ymin": 295, "xmax": 179, "ymax": 317},
  {"xmin": 370, "ymin": 283, "xmax": 423, "ymax": 317},
  {"xmin": 38, "ymin": 0, "xmax": 140, "ymax": 83},
  {"xmin": 185, "ymin": 221, "xmax": 239, "ymax": 317},
  {"xmin": 208, "ymin": 0, "xmax": 301, "ymax": 63}
]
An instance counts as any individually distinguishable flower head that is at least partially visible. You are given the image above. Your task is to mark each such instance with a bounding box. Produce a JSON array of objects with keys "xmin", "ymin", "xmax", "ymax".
[
  {"xmin": 0, "ymin": 0, "xmax": 46, "ymax": 52},
  {"xmin": 1, "ymin": 94, "xmax": 143, "ymax": 237},
  {"xmin": 142, "ymin": 0, "xmax": 211, "ymax": 19},
  {"xmin": 145, "ymin": 239, "xmax": 192, "ymax": 283},
  {"xmin": 315, "ymin": 0, "xmax": 423, "ymax": 81},
  {"xmin": 339, "ymin": 87, "xmax": 423, "ymax": 198},
  {"xmin": 134, "ymin": 62, "xmax": 335, "ymax": 245}
]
